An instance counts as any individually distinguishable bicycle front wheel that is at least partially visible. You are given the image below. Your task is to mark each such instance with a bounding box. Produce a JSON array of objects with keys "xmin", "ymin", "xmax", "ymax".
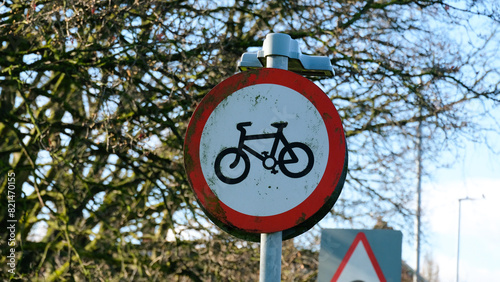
[
  {"xmin": 278, "ymin": 142, "xmax": 314, "ymax": 178},
  {"xmin": 214, "ymin": 148, "xmax": 250, "ymax": 184}
]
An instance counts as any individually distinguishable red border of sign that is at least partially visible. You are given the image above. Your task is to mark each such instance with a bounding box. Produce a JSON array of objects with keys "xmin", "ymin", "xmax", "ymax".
[
  {"xmin": 184, "ymin": 68, "xmax": 346, "ymax": 234},
  {"xmin": 331, "ymin": 232, "xmax": 387, "ymax": 282}
]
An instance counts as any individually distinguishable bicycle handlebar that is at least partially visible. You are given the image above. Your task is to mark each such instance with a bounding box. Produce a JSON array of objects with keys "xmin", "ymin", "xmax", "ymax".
[{"xmin": 236, "ymin": 122, "xmax": 252, "ymax": 130}]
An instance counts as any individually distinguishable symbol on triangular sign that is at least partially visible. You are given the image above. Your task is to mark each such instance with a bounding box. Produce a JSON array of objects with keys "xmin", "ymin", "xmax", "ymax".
[{"xmin": 331, "ymin": 232, "xmax": 387, "ymax": 282}]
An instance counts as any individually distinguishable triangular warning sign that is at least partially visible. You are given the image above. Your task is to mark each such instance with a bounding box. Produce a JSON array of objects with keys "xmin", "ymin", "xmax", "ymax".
[{"xmin": 331, "ymin": 232, "xmax": 387, "ymax": 282}]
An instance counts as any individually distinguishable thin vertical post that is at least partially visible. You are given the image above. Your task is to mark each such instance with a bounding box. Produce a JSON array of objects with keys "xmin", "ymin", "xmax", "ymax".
[
  {"xmin": 414, "ymin": 111, "xmax": 423, "ymax": 282},
  {"xmin": 260, "ymin": 232, "xmax": 282, "ymax": 281},
  {"xmin": 455, "ymin": 196, "xmax": 484, "ymax": 282},
  {"xmin": 259, "ymin": 35, "xmax": 288, "ymax": 282},
  {"xmin": 456, "ymin": 198, "xmax": 463, "ymax": 282}
]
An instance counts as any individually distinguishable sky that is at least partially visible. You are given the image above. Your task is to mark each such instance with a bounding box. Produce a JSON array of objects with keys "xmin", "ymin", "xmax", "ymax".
[
  {"xmin": 399, "ymin": 3, "xmax": 500, "ymax": 280},
  {"xmin": 318, "ymin": 110, "xmax": 500, "ymax": 282},
  {"xmin": 402, "ymin": 115, "xmax": 500, "ymax": 282}
]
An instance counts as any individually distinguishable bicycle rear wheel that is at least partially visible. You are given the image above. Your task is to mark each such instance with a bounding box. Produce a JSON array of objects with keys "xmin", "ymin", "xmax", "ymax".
[{"xmin": 214, "ymin": 148, "xmax": 250, "ymax": 184}]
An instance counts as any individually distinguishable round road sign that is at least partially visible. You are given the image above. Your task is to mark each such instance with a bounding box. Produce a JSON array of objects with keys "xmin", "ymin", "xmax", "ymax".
[{"xmin": 184, "ymin": 68, "xmax": 347, "ymax": 241}]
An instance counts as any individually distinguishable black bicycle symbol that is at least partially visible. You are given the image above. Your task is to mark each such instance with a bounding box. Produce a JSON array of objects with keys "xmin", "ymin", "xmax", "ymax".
[{"xmin": 214, "ymin": 121, "xmax": 314, "ymax": 184}]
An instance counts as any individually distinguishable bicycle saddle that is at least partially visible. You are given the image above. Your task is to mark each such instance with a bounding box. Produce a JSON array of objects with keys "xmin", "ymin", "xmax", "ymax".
[{"xmin": 271, "ymin": 122, "xmax": 288, "ymax": 128}]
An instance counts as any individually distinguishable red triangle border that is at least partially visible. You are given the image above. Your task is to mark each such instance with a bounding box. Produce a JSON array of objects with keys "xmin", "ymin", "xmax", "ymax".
[{"xmin": 331, "ymin": 232, "xmax": 387, "ymax": 282}]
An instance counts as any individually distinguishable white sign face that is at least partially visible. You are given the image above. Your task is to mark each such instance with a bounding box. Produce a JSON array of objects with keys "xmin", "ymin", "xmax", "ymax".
[{"xmin": 199, "ymin": 84, "xmax": 329, "ymax": 216}]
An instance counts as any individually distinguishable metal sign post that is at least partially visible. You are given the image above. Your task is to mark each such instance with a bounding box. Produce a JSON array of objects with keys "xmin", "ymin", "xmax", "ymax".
[
  {"xmin": 258, "ymin": 35, "xmax": 288, "ymax": 282},
  {"xmin": 260, "ymin": 232, "xmax": 282, "ymax": 281}
]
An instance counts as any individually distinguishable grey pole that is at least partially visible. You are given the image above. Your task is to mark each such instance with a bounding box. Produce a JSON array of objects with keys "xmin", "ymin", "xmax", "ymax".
[
  {"xmin": 259, "ymin": 33, "xmax": 288, "ymax": 282},
  {"xmin": 456, "ymin": 195, "xmax": 485, "ymax": 282},
  {"xmin": 456, "ymin": 197, "xmax": 464, "ymax": 282},
  {"xmin": 260, "ymin": 232, "xmax": 282, "ymax": 282},
  {"xmin": 414, "ymin": 114, "xmax": 423, "ymax": 282}
]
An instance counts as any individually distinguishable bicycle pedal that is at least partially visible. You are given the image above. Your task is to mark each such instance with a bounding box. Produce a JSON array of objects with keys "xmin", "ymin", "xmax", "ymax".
[
  {"xmin": 261, "ymin": 151, "xmax": 269, "ymax": 156},
  {"xmin": 271, "ymin": 169, "xmax": 278, "ymax": 174}
]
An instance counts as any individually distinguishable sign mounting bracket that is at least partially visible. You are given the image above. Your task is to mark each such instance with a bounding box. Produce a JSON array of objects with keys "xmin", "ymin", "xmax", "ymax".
[{"xmin": 237, "ymin": 33, "xmax": 334, "ymax": 77}]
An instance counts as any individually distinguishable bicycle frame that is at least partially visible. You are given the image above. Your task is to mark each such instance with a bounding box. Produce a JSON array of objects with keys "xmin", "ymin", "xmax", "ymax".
[{"xmin": 236, "ymin": 122, "xmax": 292, "ymax": 162}]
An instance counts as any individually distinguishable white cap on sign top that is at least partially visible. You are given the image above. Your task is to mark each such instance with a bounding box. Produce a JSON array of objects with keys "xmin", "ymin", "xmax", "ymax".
[{"xmin": 237, "ymin": 33, "xmax": 334, "ymax": 77}]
